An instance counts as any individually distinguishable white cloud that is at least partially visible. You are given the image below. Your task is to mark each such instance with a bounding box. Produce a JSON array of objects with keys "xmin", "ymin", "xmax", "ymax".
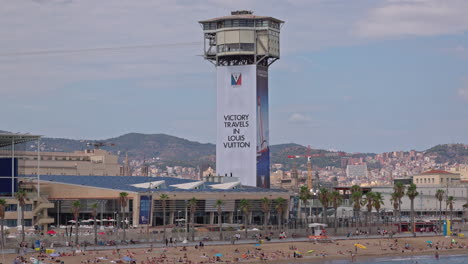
[
  {"xmin": 288, "ymin": 113, "xmax": 312, "ymax": 123},
  {"xmin": 355, "ymin": 0, "xmax": 468, "ymax": 38}
]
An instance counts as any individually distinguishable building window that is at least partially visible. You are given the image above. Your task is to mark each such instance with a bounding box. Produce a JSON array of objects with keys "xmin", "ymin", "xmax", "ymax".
[
  {"xmin": 23, "ymin": 204, "xmax": 33, "ymax": 211},
  {"xmin": 23, "ymin": 219, "xmax": 33, "ymax": 226},
  {"xmin": 432, "ymin": 178, "xmax": 434, "ymax": 183},
  {"xmin": 441, "ymin": 178, "xmax": 443, "ymax": 183},
  {"xmin": 6, "ymin": 204, "xmax": 17, "ymax": 211},
  {"xmin": 6, "ymin": 219, "xmax": 17, "ymax": 227}
]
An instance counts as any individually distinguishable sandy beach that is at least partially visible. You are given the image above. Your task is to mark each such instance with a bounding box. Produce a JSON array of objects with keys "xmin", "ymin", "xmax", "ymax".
[{"xmin": 3, "ymin": 236, "xmax": 468, "ymax": 264}]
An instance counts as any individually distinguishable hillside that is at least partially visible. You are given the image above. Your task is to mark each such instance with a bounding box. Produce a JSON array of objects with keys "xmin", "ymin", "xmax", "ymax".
[
  {"xmin": 425, "ymin": 144, "xmax": 468, "ymax": 164},
  {"xmin": 3, "ymin": 129, "xmax": 465, "ymax": 169}
]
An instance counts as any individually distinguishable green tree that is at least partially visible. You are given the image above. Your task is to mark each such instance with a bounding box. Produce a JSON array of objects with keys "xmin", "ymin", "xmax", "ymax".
[
  {"xmin": 362, "ymin": 192, "xmax": 375, "ymax": 226},
  {"xmin": 274, "ymin": 197, "xmax": 287, "ymax": 230},
  {"xmin": 317, "ymin": 188, "xmax": 330, "ymax": 224},
  {"xmin": 261, "ymin": 197, "xmax": 271, "ymax": 236},
  {"xmin": 0, "ymin": 198, "xmax": 6, "ymax": 247},
  {"xmin": 393, "ymin": 182, "xmax": 406, "ymax": 232},
  {"xmin": 372, "ymin": 192, "xmax": 384, "ymax": 226},
  {"xmin": 390, "ymin": 192, "xmax": 400, "ymax": 226},
  {"xmin": 329, "ymin": 191, "xmax": 343, "ymax": 233},
  {"xmin": 406, "ymin": 184, "xmax": 418, "ymax": 236},
  {"xmin": 435, "ymin": 189, "xmax": 445, "ymax": 232},
  {"xmin": 188, "ymin": 197, "xmax": 197, "ymax": 241},
  {"xmin": 71, "ymin": 200, "xmax": 82, "ymax": 246},
  {"xmin": 299, "ymin": 185, "xmax": 311, "ymax": 224},
  {"xmin": 160, "ymin": 194, "xmax": 169, "ymax": 240},
  {"xmin": 447, "ymin": 196, "xmax": 455, "ymax": 223},
  {"xmin": 15, "ymin": 190, "xmax": 27, "ymax": 243},
  {"xmin": 239, "ymin": 199, "xmax": 251, "ymax": 239},
  {"xmin": 214, "ymin": 199, "xmax": 224, "ymax": 241},
  {"xmin": 350, "ymin": 185, "xmax": 363, "ymax": 226},
  {"xmin": 90, "ymin": 203, "xmax": 99, "ymax": 245},
  {"xmin": 119, "ymin": 192, "xmax": 129, "ymax": 241}
]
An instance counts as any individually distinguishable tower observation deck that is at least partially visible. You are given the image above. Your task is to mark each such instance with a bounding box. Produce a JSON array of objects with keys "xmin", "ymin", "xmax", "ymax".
[
  {"xmin": 199, "ymin": 10, "xmax": 283, "ymax": 66},
  {"xmin": 200, "ymin": 11, "xmax": 283, "ymax": 188}
]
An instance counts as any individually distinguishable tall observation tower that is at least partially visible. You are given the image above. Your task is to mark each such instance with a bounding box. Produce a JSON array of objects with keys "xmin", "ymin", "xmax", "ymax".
[{"xmin": 199, "ymin": 11, "xmax": 283, "ymax": 188}]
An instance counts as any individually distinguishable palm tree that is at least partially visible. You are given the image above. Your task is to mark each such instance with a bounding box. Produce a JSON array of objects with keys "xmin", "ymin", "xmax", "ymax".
[
  {"xmin": 393, "ymin": 182, "xmax": 406, "ymax": 232},
  {"xmin": 317, "ymin": 188, "xmax": 330, "ymax": 224},
  {"xmin": 329, "ymin": 191, "xmax": 343, "ymax": 233},
  {"xmin": 260, "ymin": 197, "xmax": 271, "ymax": 236},
  {"xmin": 15, "ymin": 190, "xmax": 27, "ymax": 243},
  {"xmin": 372, "ymin": 192, "xmax": 384, "ymax": 226},
  {"xmin": 350, "ymin": 185, "xmax": 362, "ymax": 227},
  {"xmin": 91, "ymin": 203, "xmax": 98, "ymax": 245},
  {"xmin": 188, "ymin": 197, "xmax": 197, "ymax": 241},
  {"xmin": 239, "ymin": 199, "xmax": 251, "ymax": 239},
  {"xmin": 406, "ymin": 184, "xmax": 418, "ymax": 236},
  {"xmin": 0, "ymin": 198, "xmax": 6, "ymax": 247},
  {"xmin": 119, "ymin": 192, "xmax": 129, "ymax": 241},
  {"xmin": 214, "ymin": 199, "xmax": 224, "ymax": 241},
  {"xmin": 390, "ymin": 192, "xmax": 400, "ymax": 227},
  {"xmin": 274, "ymin": 197, "xmax": 287, "ymax": 231},
  {"xmin": 299, "ymin": 185, "xmax": 311, "ymax": 224},
  {"xmin": 71, "ymin": 200, "xmax": 82, "ymax": 247},
  {"xmin": 362, "ymin": 192, "xmax": 375, "ymax": 226},
  {"xmin": 447, "ymin": 196, "xmax": 455, "ymax": 223},
  {"xmin": 160, "ymin": 194, "xmax": 169, "ymax": 240},
  {"xmin": 435, "ymin": 189, "xmax": 445, "ymax": 232}
]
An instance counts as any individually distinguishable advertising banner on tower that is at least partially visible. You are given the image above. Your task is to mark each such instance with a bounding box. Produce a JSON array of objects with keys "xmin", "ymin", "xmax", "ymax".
[
  {"xmin": 256, "ymin": 66, "xmax": 270, "ymax": 188},
  {"xmin": 216, "ymin": 65, "xmax": 257, "ymax": 187}
]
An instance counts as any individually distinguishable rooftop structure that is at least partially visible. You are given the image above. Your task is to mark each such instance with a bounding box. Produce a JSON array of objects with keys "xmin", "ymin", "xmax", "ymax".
[{"xmin": 199, "ymin": 10, "xmax": 283, "ymax": 66}]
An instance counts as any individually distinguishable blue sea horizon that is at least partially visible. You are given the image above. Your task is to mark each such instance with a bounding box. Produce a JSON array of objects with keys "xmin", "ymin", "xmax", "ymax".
[{"xmin": 289, "ymin": 253, "xmax": 468, "ymax": 264}]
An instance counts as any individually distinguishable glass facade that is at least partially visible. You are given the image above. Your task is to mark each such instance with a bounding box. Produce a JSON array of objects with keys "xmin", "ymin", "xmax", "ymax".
[{"xmin": 203, "ymin": 19, "xmax": 280, "ymax": 30}]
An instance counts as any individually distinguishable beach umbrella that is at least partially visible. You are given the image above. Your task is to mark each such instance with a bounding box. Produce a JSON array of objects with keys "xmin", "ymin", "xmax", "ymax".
[
  {"xmin": 254, "ymin": 244, "xmax": 261, "ymax": 247},
  {"xmin": 426, "ymin": 241, "xmax": 433, "ymax": 244},
  {"xmin": 214, "ymin": 253, "xmax": 223, "ymax": 257},
  {"xmin": 98, "ymin": 232, "xmax": 106, "ymax": 235},
  {"xmin": 68, "ymin": 220, "xmax": 76, "ymax": 223},
  {"xmin": 49, "ymin": 253, "xmax": 60, "ymax": 257},
  {"xmin": 47, "ymin": 230, "xmax": 56, "ymax": 235},
  {"xmin": 354, "ymin": 243, "xmax": 367, "ymax": 249},
  {"xmin": 307, "ymin": 250, "xmax": 315, "ymax": 253}
]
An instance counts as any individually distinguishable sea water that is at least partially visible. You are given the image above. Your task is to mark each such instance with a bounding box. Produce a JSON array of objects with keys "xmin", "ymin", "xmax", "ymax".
[{"xmin": 312, "ymin": 254, "xmax": 468, "ymax": 264}]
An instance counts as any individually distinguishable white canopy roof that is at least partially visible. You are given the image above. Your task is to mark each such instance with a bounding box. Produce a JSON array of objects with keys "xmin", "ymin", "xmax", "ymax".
[
  {"xmin": 131, "ymin": 180, "xmax": 165, "ymax": 189},
  {"xmin": 209, "ymin": 181, "xmax": 241, "ymax": 190},
  {"xmin": 170, "ymin": 181, "xmax": 204, "ymax": 190}
]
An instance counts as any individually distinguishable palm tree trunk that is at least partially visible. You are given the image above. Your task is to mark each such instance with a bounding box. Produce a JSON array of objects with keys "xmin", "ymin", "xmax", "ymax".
[
  {"xmin": 122, "ymin": 206, "xmax": 126, "ymax": 241},
  {"xmin": 191, "ymin": 212, "xmax": 195, "ymax": 241},
  {"xmin": 439, "ymin": 201, "xmax": 442, "ymax": 233},
  {"xmin": 163, "ymin": 208, "xmax": 167, "ymax": 240},
  {"xmin": 75, "ymin": 219, "xmax": 79, "ymax": 246},
  {"xmin": 21, "ymin": 207, "xmax": 25, "ymax": 243},
  {"xmin": 278, "ymin": 212, "xmax": 282, "ymax": 231},
  {"xmin": 94, "ymin": 219, "xmax": 98, "ymax": 245},
  {"xmin": 1, "ymin": 219, "xmax": 4, "ymax": 247},
  {"xmin": 334, "ymin": 209, "xmax": 338, "ymax": 233},
  {"xmin": 398, "ymin": 202, "xmax": 402, "ymax": 233},
  {"xmin": 244, "ymin": 214, "xmax": 248, "ymax": 239},
  {"xmin": 263, "ymin": 211, "xmax": 268, "ymax": 237},
  {"xmin": 410, "ymin": 199, "xmax": 415, "ymax": 236},
  {"xmin": 218, "ymin": 210, "xmax": 222, "ymax": 241}
]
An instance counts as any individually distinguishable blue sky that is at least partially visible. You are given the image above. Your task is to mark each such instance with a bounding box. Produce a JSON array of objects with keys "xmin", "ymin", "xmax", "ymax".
[{"xmin": 1, "ymin": 0, "xmax": 467, "ymax": 153}]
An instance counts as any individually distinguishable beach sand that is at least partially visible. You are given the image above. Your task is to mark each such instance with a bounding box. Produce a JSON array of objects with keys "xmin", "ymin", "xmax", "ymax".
[{"xmin": 3, "ymin": 236, "xmax": 468, "ymax": 264}]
